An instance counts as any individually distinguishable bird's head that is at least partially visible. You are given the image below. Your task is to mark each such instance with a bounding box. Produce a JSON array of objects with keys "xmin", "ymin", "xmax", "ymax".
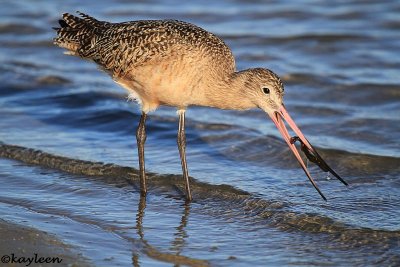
[{"xmin": 241, "ymin": 68, "xmax": 347, "ymax": 200}]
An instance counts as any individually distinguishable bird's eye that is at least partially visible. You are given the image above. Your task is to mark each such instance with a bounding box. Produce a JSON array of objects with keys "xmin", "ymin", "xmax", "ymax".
[{"xmin": 262, "ymin": 87, "xmax": 270, "ymax": 94}]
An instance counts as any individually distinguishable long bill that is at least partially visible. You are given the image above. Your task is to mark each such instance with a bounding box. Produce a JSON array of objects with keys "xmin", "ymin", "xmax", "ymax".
[
  {"xmin": 279, "ymin": 105, "xmax": 348, "ymax": 186},
  {"xmin": 268, "ymin": 105, "xmax": 344, "ymax": 201}
]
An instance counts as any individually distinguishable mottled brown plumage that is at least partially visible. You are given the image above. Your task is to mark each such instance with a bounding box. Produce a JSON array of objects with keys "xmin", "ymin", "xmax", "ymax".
[
  {"xmin": 53, "ymin": 12, "xmax": 346, "ymax": 201},
  {"xmin": 55, "ymin": 12, "xmax": 234, "ymax": 72},
  {"xmin": 53, "ymin": 12, "xmax": 283, "ymax": 113}
]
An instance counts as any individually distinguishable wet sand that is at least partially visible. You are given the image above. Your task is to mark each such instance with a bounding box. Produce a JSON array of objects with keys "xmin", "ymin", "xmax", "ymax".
[{"xmin": 0, "ymin": 220, "xmax": 90, "ymax": 267}]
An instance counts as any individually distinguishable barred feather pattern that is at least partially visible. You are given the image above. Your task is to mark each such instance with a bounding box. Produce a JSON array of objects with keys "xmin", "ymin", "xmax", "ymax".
[{"xmin": 53, "ymin": 12, "xmax": 235, "ymax": 79}]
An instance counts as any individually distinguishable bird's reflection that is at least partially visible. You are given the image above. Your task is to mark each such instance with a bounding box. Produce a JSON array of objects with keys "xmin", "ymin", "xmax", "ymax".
[
  {"xmin": 132, "ymin": 195, "xmax": 192, "ymax": 267},
  {"xmin": 136, "ymin": 194, "xmax": 147, "ymax": 241},
  {"xmin": 171, "ymin": 201, "xmax": 190, "ymax": 256},
  {"xmin": 132, "ymin": 195, "xmax": 147, "ymax": 267}
]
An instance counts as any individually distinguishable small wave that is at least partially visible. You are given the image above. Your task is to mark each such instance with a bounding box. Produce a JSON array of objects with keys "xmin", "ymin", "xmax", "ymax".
[
  {"xmin": 202, "ymin": 130, "xmax": 400, "ymax": 177},
  {"xmin": 0, "ymin": 23, "xmax": 43, "ymax": 34},
  {"xmin": 35, "ymin": 75, "xmax": 71, "ymax": 85},
  {"xmin": 221, "ymin": 33, "xmax": 370, "ymax": 46},
  {"xmin": 0, "ymin": 40, "xmax": 53, "ymax": 48}
]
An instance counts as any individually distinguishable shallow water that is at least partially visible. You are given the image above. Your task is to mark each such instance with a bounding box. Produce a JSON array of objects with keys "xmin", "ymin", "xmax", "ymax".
[{"xmin": 1, "ymin": 0, "xmax": 400, "ymax": 266}]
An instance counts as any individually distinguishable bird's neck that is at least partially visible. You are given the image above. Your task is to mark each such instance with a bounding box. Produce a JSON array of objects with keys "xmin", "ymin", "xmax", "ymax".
[{"xmin": 197, "ymin": 70, "xmax": 256, "ymax": 110}]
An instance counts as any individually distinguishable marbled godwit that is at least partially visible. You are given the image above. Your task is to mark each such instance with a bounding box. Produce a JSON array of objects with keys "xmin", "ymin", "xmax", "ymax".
[{"xmin": 53, "ymin": 12, "xmax": 347, "ymax": 201}]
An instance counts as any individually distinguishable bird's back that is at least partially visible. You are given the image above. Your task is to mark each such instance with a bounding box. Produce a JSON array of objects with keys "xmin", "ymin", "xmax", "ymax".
[{"xmin": 54, "ymin": 12, "xmax": 235, "ymax": 79}]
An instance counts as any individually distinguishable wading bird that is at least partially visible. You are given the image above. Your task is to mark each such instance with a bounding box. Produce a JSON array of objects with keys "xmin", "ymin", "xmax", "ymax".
[{"xmin": 53, "ymin": 12, "xmax": 347, "ymax": 201}]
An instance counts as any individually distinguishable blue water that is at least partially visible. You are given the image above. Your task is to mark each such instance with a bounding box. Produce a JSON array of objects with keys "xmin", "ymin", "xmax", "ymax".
[{"xmin": 1, "ymin": 0, "xmax": 399, "ymax": 266}]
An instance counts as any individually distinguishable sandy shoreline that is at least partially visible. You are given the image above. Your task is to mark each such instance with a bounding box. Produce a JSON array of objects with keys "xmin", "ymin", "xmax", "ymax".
[{"xmin": 0, "ymin": 219, "xmax": 90, "ymax": 267}]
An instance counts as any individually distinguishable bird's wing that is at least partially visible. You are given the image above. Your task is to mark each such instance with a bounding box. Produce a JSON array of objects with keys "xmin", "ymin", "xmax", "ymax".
[
  {"xmin": 54, "ymin": 13, "xmax": 235, "ymax": 79},
  {"xmin": 54, "ymin": 13, "xmax": 187, "ymax": 78},
  {"xmin": 98, "ymin": 22, "xmax": 179, "ymax": 78}
]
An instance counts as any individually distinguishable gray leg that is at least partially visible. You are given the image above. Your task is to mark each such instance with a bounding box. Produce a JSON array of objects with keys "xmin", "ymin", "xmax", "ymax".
[
  {"xmin": 136, "ymin": 112, "xmax": 147, "ymax": 196},
  {"xmin": 177, "ymin": 110, "xmax": 192, "ymax": 201}
]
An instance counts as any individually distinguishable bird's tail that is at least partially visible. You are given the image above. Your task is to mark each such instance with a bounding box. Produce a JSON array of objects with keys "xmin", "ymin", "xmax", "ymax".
[{"xmin": 53, "ymin": 12, "xmax": 107, "ymax": 57}]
